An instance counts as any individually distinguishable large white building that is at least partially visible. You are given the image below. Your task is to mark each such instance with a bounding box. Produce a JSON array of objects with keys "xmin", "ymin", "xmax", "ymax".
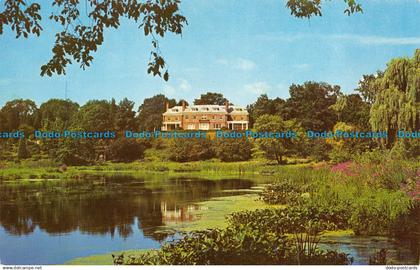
[{"xmin": 162, "ymin": 102, "xmax": 249, "ymax": 131}]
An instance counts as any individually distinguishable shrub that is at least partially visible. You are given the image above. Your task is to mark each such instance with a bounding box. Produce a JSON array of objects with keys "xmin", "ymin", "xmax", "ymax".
[
  {"xmin": 118, "ymin": 215, "xmax": 351, "ymax": 265},
  {"xmin": 168, "ymin": 137, "xmax": 214, "ymax": 162},
  {"xmin": 17, "ymin": 139, "xmax": 30, "ymax": 160},
  {"xmin": 349, "ymin": 190, "xmax": 413, "ymax": 236},
  {"xmin": 213, "ymin": 137, "xmax": 253, "ymax": 162},
  {"xmin": 55, "ymin": 138, "xmax": 95, "ymax": 166},
  {"xmin": 309, "ymin": 140, "xmax": 331, "ymax": 162},
  {"xmin": 108, "ymin": 138, "xmax": 147, "ymax": 162},
  {"xmin": 259, "ymin": 179, "xmax": 307, "ymax": 205},
  {"xmin": 369, "ymin": 249, "xmax": 387, "ymax": 265}
]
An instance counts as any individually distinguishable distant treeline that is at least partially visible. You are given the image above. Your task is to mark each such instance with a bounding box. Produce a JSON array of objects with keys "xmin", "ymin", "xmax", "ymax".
[{"xmin": 0, "ymin": 49, "xmax": 418, "ymax": 164}]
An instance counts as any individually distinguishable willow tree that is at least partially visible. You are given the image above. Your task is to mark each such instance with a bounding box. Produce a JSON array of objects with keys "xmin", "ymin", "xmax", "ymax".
[{"xmin": 370, "ymin": 49, "xmax": 420, "ymax": 148}]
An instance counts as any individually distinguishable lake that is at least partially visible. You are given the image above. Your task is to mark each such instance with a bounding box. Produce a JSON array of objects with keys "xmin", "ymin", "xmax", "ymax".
[{"xmin": 0, "ymin": 174, "xmax": 418, "ymax": 265}]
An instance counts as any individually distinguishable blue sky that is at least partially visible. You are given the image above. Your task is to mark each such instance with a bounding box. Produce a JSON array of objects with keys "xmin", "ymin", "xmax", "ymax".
[{"xmin": 0, "ymin": 0, "xmax": 419, "ymax": 108}]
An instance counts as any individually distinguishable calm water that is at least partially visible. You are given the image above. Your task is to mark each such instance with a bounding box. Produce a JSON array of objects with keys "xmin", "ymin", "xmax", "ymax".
[
  {"xmin": 0, "ymin": 175, "xmax": 263, "ymax": 264},
  {"xmin": 0, "ymin": 174, "xmax": 418, "ymax": 265}
]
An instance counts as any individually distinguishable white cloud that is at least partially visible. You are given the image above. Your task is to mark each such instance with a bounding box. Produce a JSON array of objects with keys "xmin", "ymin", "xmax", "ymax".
[
  {"xmin": 257, "ymin": 33, "xmax": 420, "ymax": 46},
  {"xmin": 216, "ymin": 58, "xmax": 256, "ymax": 71},
  {"xmin": 293, "ymin": 63, "xmax": 310, "ymax": 69},
  {"xmin": 216, "ymin": 58, "xmax": 229, "ymax": 66},
  {"xmin": 162, "ymin": 84, "xmax": 176, "ymax": 96},
  {"xmin": 179, "ymin": 78, "xmax": 192, "ymax": 92},
  {"xmin": 236, "ymin": 58, "xmax": 256, "ymax": 71},
  {"xmin": 330, "ymin": 34, "xmax": 420, "ymax": 45},
  {"xmin": 0, "ymin": 78, "xmax": 11, "ymax": 86},
  {"xmin": 244, "ymin": 82, "xmax": 270, "ymax": 95},
  {"xmin": 162, "ymin": 78, "xmax": 193, "ymax": 98}
]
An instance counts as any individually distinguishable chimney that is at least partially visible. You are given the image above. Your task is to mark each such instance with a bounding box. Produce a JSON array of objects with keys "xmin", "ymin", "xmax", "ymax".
[
  {"xmin": 165, "ymin": 102, "xmax": 169, "ymax": 111},
  {"xmin": 225, "ymin": 101, "xmax": 229, "ymax": 111},
  {"xmin": 182, "ymin": 100, "xmax": 186, "ymax": 111}
]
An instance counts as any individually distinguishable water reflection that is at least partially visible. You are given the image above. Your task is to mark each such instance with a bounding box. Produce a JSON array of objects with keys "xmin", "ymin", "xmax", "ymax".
[{"xmin": 0, "ymin": 175, "xmax": 254, "ymax": 241}]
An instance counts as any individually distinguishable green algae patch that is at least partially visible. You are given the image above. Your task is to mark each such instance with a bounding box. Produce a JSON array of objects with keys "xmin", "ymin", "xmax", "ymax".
[
  {"xmin": 65, "ymin": 249, "xmax": 151, "ymax": 265},
  {"xmin": 157, "ymin": 194, "xmax": 282, "ymax": 233}
]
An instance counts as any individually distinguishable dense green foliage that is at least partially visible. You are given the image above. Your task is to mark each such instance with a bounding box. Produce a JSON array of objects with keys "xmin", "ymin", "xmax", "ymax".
[
  {"xmin": 213, "ymin": 137, "xmax": 253, "ymax": 162},
  {"xmin": 116, "ymin": 204, "xmax": 353, "ymax": 265},
  {"xmin": 370, "ymin": 50, "xmax": 419, "ymax": 148},
  {"xmin": 254, "ymin": 115, "xmax": 302, "ymax": 164},
  {"xmin": 193, "ymin": 92, "xmax": 229, "ymax": 106},
  {"xmin": 168, "ymin": 138, "xmax": 214, "ymax": 162},
  {"xmin": 108, "ymin": 139, "xmax": 148, "ymax": 163},
  {"xmin": 17, "ymin": 138, "xmax": 30, "ymax": 160},
  {"xmin": 247, "ymin": 94, "xmax": 285, "ymax": 127},
  {"xmin": 259, "ymin": 157, "xmax": 419, "ymax": 238},
  {"xmin": 284, "ymin": 82, "xmax": 341, "ymax": 131},
  {"xmin": 0, "ymin": 49, "xmax": 418, "ymax": 165},
  {"xmin": 137, "ymin": 95, "xmax": 176, "ymax": 131},
  {"xmin": 55, "ymin": 137, "xmax": 96, "ymax": 165}
]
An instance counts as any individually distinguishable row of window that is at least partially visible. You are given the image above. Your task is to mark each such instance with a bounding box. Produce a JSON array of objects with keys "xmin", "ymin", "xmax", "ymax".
[
  {"xmin": 186, "ymin": 123, "xmax": 223, "ymax": 130},
  {"xmin": 165, "ymin": 116, "xmax": 247, "ymax": 121},
  {"xmin": 171, "ymin": 107, "xmax": 246, "ymax": 112},
  {"xmin": 166, "ymin": 115, "xmax": 225, "ymax": 121}
]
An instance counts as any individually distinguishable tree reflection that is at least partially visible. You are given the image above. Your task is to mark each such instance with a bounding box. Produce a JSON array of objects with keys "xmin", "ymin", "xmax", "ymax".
[{"xmin": 0, "ymin": 176, "xmax": 254, "ymax": 242}]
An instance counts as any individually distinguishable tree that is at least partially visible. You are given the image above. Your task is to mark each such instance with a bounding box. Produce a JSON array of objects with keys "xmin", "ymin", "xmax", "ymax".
[
  {"xmin": 0, "ymin": 0, "xmax": 186, "ymax": 81},
  {"xmin": 115, "ymin": 98, "xmax": 137, "ymax": 131},
  {"xmin": 0, "ymin": 111, "xmax": 6, "ymax": 131},
  {"xmin": 285, "ymin": 0, "xmax": 362, "ymax": 18},
  {"xmin": 55, "ymin": 136, "xmax": 95, "ymax": 165},
  {"xmin": 254, "ymin": 115, "xmax": 300, "ymax": 164},
  {"xmin": 213, "ymin": 137, "xmax": 253, "ymax": 162},
  {"xmin": 168, "ymin": 137, "xmax": 214, "ymax": 162},
  {"xmin": 0, "ymin": 99, "xmax": 38, "ymax": 130},
  {"xmin": 194, "ymin": 92, "xmax": 229, "ymax": 106},
  {"xmin": 17, "ymin": 138, "xmax": 30, "ymax": 159},
  {"xmin": 108, "ymin": 138, "xmax": 146, "ymax": 162},
  {"xmin": 370, "ymin": 49, "xmax": 419, "ymax": 148},
  {"xmin": 330, "ymin": 94, "xmax": 370, "ymax": 129},
  {"xmin": 38, "ymin": 99, "xmax": 79, "ymax": 130},
  {"xmin": 0, "ymin": 1, "xmax": 361, "ymax": 80},
  {"xmin": 72, "ymin": 100, "xmax": 114, "ymax": 131},
  {"xmin": 356, "ymin": 71, "xmax": 384, "ymax": 104},
  {"xmin": 284, "ymin": 82, "xmax": 341, "ymax": 131},
  {"xmin": 176, "ymin": 99, "xmax": 189, "ymax": 106},
  {"xmin": 137, "ymin": 94, "xmax": 175, "ymax": 131},
  {"xmin": 247, "ymin": 94, "xmax": 285, "ymax": 127},
  {"xmin": 327, "ymin": 122, "xmax": 366, "ymax": 162}
]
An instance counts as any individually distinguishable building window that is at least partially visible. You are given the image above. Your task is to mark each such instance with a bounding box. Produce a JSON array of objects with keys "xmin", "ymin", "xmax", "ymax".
[{"xmin": 185, "ymin": 115, "xmax": 189, "ymax": 119}]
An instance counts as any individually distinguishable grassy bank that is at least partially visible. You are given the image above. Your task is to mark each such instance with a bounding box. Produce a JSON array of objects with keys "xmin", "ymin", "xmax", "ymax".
[{"xmin": 0, "ymin": 158, "xmax": 314, "ymax": 183}]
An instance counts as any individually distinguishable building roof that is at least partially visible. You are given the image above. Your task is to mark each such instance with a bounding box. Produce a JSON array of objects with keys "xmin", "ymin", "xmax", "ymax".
[{"xmin": 163, "ymin": 104, "xmax": 248, "ymax": 115}]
